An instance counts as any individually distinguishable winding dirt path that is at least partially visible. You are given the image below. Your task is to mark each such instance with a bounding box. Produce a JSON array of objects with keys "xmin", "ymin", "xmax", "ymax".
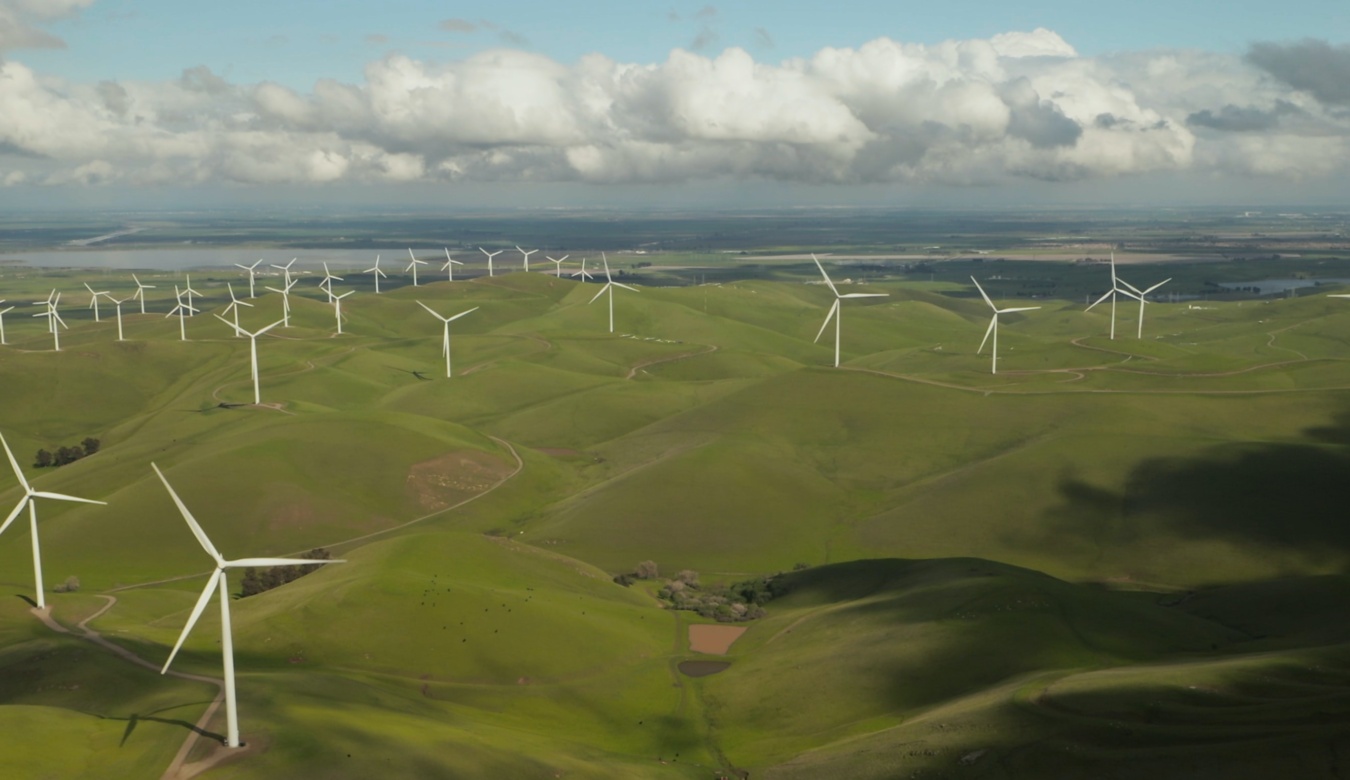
[{"xmin": 625, "ymin": 343, "xmax": 718, "ymax": 380}]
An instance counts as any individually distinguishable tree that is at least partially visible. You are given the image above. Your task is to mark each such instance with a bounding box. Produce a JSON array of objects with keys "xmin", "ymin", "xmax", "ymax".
[
  {"xmin": 240, "ymin": 568, "xmax": 264, "ymax": 597},
  {"xmin": 81, "ymin": 437, "xmax": 101, "ymax": 456},
  {"xmin": 635, "ymin": 560, "xmax": 659, "ymax": 580},
  {"xmin": 33, "ymin": 449, "xmax": 52, "ymax": 468}
]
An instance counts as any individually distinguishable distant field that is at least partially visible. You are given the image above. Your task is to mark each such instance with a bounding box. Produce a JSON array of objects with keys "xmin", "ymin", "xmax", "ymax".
[{"xmin": 2, "ymin": 213, "xmax": 1350, "ymax": 778}]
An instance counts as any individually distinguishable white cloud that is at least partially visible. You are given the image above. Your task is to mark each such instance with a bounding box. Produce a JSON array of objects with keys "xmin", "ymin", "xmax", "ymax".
[
  {"xmin": 0, "ymin": 28, "xmax": 1347, "ymax": 190},
  {"xmin": 0, "ymin": 0, "xmax": 93, "ymax": 51}
]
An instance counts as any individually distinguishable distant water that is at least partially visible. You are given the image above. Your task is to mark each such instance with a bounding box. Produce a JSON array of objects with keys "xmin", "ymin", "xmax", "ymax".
[
  {"xmin": 1217, "ymin": 278, "xmax": 1350, "ymax": 295},
  {"xmin": 0, "ymin": 247, "xmax": 431, "ymax": 272}
]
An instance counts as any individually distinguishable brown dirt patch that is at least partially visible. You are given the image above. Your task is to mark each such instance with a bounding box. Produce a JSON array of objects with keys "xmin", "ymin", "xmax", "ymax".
[
  {"xmin": 689, "ymin": 624, "xmax": 747, "ymax": 655},
  {"xmin": 406, "ymin": 450, "xmax": 514, "ymax": 512}
]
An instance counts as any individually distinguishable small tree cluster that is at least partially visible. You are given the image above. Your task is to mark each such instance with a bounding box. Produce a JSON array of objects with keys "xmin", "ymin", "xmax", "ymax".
[
  {"xmin": 239, "ymin": 548, "xmax": 332, "ymax": 598},
  {"xmin": 52, "ymin": 575, "xmax": 80, "ymax": 593},
  {"xmin": 647, "ymin": 569, "xmax": 793, "ymax": 622},
  {"xmin": 33, "ymin": 438, "xmax": 101, "ymax": 468}
]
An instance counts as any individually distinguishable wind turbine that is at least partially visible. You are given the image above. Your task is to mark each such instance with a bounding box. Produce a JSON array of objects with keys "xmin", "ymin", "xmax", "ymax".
[
  {"xmin": 366, "ymin": 255, "xmax": 387, "ymax": 293},
  {"xmin": 318, "ymin": 262, "xmax": 342, "ymax": 303},
  {"xmin": 181, "ymin": 275, "xmax": 203, "ymax": 315},
  {"xmin": 109, "ymin": 295, "xmax": 129, "ymax": 341},
  {"xmin": 547, "ymin": 255, "xmax": 569, "ymax": 278},
  {"xmin": 571, "ymin": 258, "xmax": 594, "ymax": 283},
  {"xmin": 1086, "ymin": 252, "xmax": 1133, "ymax": 340},
  {"xmin": 416, "ymin": 301, "xmax": 479, "ymax": 378},
  {"xmin": 971, "ymin": 276, "xmax": 1039, "ymax": 375},
  {"xmin": 132, "ymin": 274, "xmax": 155, "ymax": 314},
  {"xmin": 406, "ymin": 249, "xmax": 428, "ymax": 287},
  {"xmin": 332, "ymin": 290, "xmax": 353, "ymax": 334},
  {"xmin": 265, "ymin": 276, "xmax": 297, "ymax": 328},
  {"xmin": 0, "ymin": 431, "xmax": 106, "ymax": 610},
  {"xmin": 84, "ymin": 282, "xmax": 110, "ymax": 322},
  {"xmin": 214, "ymin": 315, "xmax": 284, "ymax": 404},
  {"xmin": 31, "ymin": 291, "xmax": 66, "ymax": 351},
  {"xmin": 222, "ymin": 283, "xmax": 253, "ymax": 336},
  {"xmin": 167, "ymin": 286, "xmax": 198, "ymax": 341},
  {"xmin": 811, "ymin": 254, "xmax": 889, "ymax": 368},
  {"xmin": 516, "ymin": 245, "xmax": 537, "ymax": 272},
  {"xmin": 479, "ymin": 247, "xmax": 503, "ymax": 277},
  {"xmin": 270, "ymin": 258, "xmax": 297, "ymax": 289},
  {"xmin": 234, "ymin": 259, "xmax": 263, "ymax": 298},
  {"xmin": 152, "ymin": 463, "xmax": 342, "ymax": 749},
  {"xmin": 0, "ymin": 302, "xmax": 12, "ymax": 345},
  {"xmin": 1128, "ymin": 277, "xmax": 1171, "ymax": 338},
  {"xmin": 442, "ymin": 249, "xmax": 463, "ymax": 282},
  {"xmin": 588, "ymin": 254, "xmax": 638, "ymax": 333}
]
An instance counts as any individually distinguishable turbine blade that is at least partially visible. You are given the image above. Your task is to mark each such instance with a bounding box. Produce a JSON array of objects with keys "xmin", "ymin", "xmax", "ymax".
[
  {"xmin": 814, "ymin": 300, "xmax": 838, "ymax": 343},
  {"xmin": 416, "ymin": 301, "xmax": 448, "ymax": 321},
  {"xmin": 1086, "ymin": 290, "xmax": 1113, "ymax": 311},
  {"xmin": 978, "ymin": 315, "xmax": 997, "ymax": 354},
  {"xmin": 213, "ymin": 314, "xmax": 247, "ymax": 337},
  {"xmin": 152, "ymin": 463, "xmax": 225, "ymax": 566},
  {"xmin": 1144, "ymin": 278, "xmax": 1172, "ymax": 295},
  {"xmin": 0, "ymin": 432, "xmax": 32, "ymax": 491},
  {"xmin": 839, "ymin": 293, "xmax": 889, "ymax": 299},
  {"xmin": 970, "ymin": 276, "xmax": 995, "ymax": 310},
  {"xmin": 161, "ymin": 573, "xmax": 220, "ymax": 673},
  {"xmin": 444, "ymin": 306, "xmax": 479, "ymax": 322},
  {"xmin": 996, "ymin": 306, "xmax": 1041, "ymax": 314},
  {"xmin": 226, "ymin": 557, "xmax": 344, "ymax": 568},
  {"xmin": 811, "ymin": 254, "xmax": 840, "ymax": 297},
  {"xmin": 255, "ymin": 319, "xmax": 285, "ymax": 336},
  {"xmin": 31, "ymin": 491, "xmax": 105, "ymax": 505},
  {"xmin": 589, "ymin": 284, "xmax": 611, "ymax": 304},
  {"xmin": 613, "ymin": 283, "xmax": 639, "ymax": 292},
  {"xmin": 0, "ymin": 498, "xmax": 29, "ymax": 537}
]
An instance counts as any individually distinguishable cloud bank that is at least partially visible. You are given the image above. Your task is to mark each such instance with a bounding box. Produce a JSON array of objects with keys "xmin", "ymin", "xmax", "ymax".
[{"xmin": 0, "ymin": 15, "xmax": 1347, "ymax": 191}]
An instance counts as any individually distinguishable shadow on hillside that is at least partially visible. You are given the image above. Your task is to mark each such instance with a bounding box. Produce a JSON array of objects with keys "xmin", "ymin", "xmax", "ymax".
[
  {"xmin": 98, "ymin": 701, "xmax": 223, "ymax": 746},
  {"xmin": 1045, "ymin": 405, "xmax": 1350, "ymax": 566}
]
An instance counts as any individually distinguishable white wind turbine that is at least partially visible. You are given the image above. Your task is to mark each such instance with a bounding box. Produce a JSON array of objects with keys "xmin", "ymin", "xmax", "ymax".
[
  {"xmin": 442, "ymin": 249, "xmax": 463, "ymax": 282},
  {"xmin": 516, "ymin": 245, "xmax": 537, "ymax": 272},
  {"xmin": 332, "ymin": 289, "xmax": 353, "ymax": 334},
  {"xmin": 366, "ymin": 255, "xmax": 387, "ymax": 293},
  {"xmin": 132, "ymin": 274, "xmax": 155, "ymax": 314},
  {"xmin": 811, "ymin": 254, "xmax": 889, "ymax": 368},
  {"xmin": 214, "ymin": 315, "xmax": 284, "ymax": 404},
  {"xmin": 318, "ymin": 262, "xmax": 343, "ymax": 303},
  {"xmin": 109, "ymin": 295, "xmax": 129, "ymax": 341},
  {"xmin": 270, "ymin": 258, "xmax": 298, "ymax": 289},
  {"xmin": 0, "ymin": 302, "xmax": 12, "ymax": 345},
  {"xmin": 406, "ymin": 248, "xmax": 428, "ymax": 287},
  {"xmin": 235, "ymin": 259, "xmax": 263, "ymax": 298},
  {"xmin": 547, "ymin": 255, "xmax": 569, "ymax": 278},
  {"xmin": 84, "ymin": 282, "xmax": 110, "ymax": 323},
  {"xmin": 971, "ymin": 276, "xmax": 1040, "ymax": 375},
  {"xmin": 0, "ymin": 431, "xmax": 106, "ymax": 610},
  {"xmin": 479, "ymin": 247, "xmax": 503, "ymax": 277},
  {"xmin": 222, "ymin": 283, "xmax": 253, "ymax": 336},
  {"xmin": 265, "ymin": 276, "xmax": 297, "ymax": 328},
  {"xmin": 32, "ymin": 291, "xmax": 66, "ymax": 351},
  {"xmin": 152, "ymin": 464, "xmax": 342, "ymax": 749},
  {"xmin": 167, "ymin": 286, "xmax": 198, "ymax": 341},
  {"xmin": 1127, "ymin": 277, "xmax": 1171, "ymax": 338},
  {"xmin": 571, "ymin": 258, "xmax": 594, "ymax": 283},
  {"xmin": 181, "ymin": 275, "xmax": 203, "ymax": 315},
  {"xmin": 416, "ymin": 301, "xmax": 479, "ymax": 378},
  {"xmin": 588, "ymin": 254, "xmax": 639, "ymax": 333},
  {"xmin": 1086, "ymin": 252, "xmax": 1133, "ymax": 340}
]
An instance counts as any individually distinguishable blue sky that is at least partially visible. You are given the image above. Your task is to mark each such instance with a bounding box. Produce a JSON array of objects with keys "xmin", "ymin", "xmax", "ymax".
[
  {"xmin": 29, "ymin": 1, "xmax": 1349, "ymax": 88},
  {"xmin": 2, "ymin": 1, "xmax": 1350, "ymax": 208}
]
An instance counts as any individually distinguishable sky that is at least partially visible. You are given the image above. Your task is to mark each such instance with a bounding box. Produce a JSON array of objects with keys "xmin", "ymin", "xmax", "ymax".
[{"xmin": 1, "ymin": 1, "xmax": 1349, "ymax": 210}]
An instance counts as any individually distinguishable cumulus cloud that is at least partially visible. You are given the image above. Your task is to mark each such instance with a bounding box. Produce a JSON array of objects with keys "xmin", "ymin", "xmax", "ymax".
[
  {"xmin": 0, "ymin": 0, "xmax": 93, "ymax": 51},
  {"xmin": 1247, "ymin": 39, "xmax": 1350, "ymax": 106},
  {"xmin": 0, "ymin": 28, "xmax": 1348, "ymax": 188}
]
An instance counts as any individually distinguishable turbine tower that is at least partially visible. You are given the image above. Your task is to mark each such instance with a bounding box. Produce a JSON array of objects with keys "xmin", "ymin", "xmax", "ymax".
[
  {"xmin": 109, "ymin": 295, "xmax": 129, "ymax": 341},
  {"xmin": 588, "ymin": 254, "xmax": 638, "ymax": 333},
  {"xmin": 479, "ymin": 247, "xmax": 503, "ymax": 277},
  {"xmin": 0, "ymin": 432, "xmax": 106, "ymax": 610},
  {"xmin": 32, "ymin": 291, "xmax": 66, "ymax": 351},
  {"xmin": 319, "ymin": 262, "xmax": 342, "ymax": 303},
  {"xmin": 153, "ymin": 464, "xmax": 342, "ymax": 749},
  {"xmin": 442, "ymin": 249, "xmax": 463, "ymax": 282},
  {"xmin": 332, "ymin": 289, "xmax": 353, "ymax": 334},
  {"xmin": 0, "ymin": 302, "xmax": 12, "ymax": 345},
  {"xmin": 547, "ymin": 255, "xmax": 569, "ymax": 278},
  {"xmin": 214, "ymin": 315, "xmax": 284, "ymax": 404},
  {"xmin": 84, "ymin": 283, "xmax": 110, "ymax": 323},
  {"xmin": 365, "ymin": 255, "xmax": 387, "ymax": 293},
  {"xmin": 1129, "ymin": 277, "xmax": 1171, "ymax": 338},
  {"xmin": 811, "ymin": 254, "xmax": 889, "ymax": 368},
  {"xmin": 132, "ymin": 274, "xmax": 156, "ymax": 314},
  {"xmin": 406, "ymin": 249, "xmax": 428, "ymax": 287},
  {"xmin": 167, "ymin": 286, "xmax": 198, "ymax": 341},
  {"xmin": 516, "ymin": 245, "xmax": 537, "ymax": 272},
  {"xmin": 265, "ymin": 276, "xmax": 297, "ymax": 328},
  {"xmin": 1086, "ymin": 252, "xmax": 1132, "ymax": 340},
  {"xmin": 971, "ymin": 276, "xmax": 1040, "ymax": 375},
  {"xmin": 416, "ymin": 301, "xmax": 479, "ymax": 378},
  {"xmin": 234, "ymin": 259, "xmax": 263, "ymax": 298},
  {"xmin": 181, "ymin": 275, "xmax": 203, "ymax": 315}
]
